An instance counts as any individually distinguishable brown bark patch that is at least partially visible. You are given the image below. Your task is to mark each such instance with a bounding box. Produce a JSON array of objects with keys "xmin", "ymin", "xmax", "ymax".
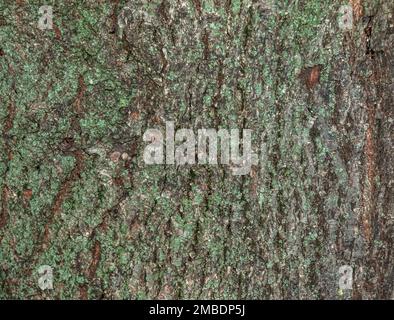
[
  {"xmin": 193, "ymin": 0, "xmax": 202, "ymax": 16},
  {"xmin": 42, "ymin": 150, "xmax": 84, "ymax": 250},
  {"xmin": 23, "ymin": 189, "xmax": 33, "ymax": 201},
  {"xmin": 88, "ymin": 240, "xmax": 102, "ymax": 280},
  {"xmin": 300, "ymin": 65, "xmax": 322, "ymax": 90},
  {"xmin": 53, "ymin": 23, "xmax": 62, "ymax": 40},
  {"xmin": 350, "ymin": 0, "xmax": 363, "ymax": 21},
  {"xmin": 0, "ymin": 186, "xmax": 10, "ymax": 230},
  {"xmin": 74, "ymin": 75, "xmax": 87, "ymax": 114}
]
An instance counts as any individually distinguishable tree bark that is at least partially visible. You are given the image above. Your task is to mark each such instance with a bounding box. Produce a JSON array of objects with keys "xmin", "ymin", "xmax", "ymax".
[{"xmin": 0, "ymin": 0, "xmax": 392, "ymax": 299}]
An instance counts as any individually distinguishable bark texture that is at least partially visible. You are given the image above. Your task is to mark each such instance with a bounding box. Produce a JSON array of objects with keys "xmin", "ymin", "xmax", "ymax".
[{"xmin": 0, "ymin": 0, "xmax": 393, "ymax": 299}]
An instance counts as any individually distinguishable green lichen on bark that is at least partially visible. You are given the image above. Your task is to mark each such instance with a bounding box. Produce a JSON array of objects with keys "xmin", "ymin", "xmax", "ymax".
[{"xmin": 0, "ymin": 0, "xmax": 393, "ymax": 299}]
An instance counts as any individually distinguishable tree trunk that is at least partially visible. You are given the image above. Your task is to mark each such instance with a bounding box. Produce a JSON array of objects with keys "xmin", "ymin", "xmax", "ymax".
[{"xmin": 0, "ymin": 0, "xmax": 392, "ymax": 299}]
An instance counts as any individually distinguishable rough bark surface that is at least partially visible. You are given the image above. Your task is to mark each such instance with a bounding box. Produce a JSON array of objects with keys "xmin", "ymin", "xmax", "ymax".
[{"xmin": 0, "ymin": 0, "xmax": 393, "ymax": 299}]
